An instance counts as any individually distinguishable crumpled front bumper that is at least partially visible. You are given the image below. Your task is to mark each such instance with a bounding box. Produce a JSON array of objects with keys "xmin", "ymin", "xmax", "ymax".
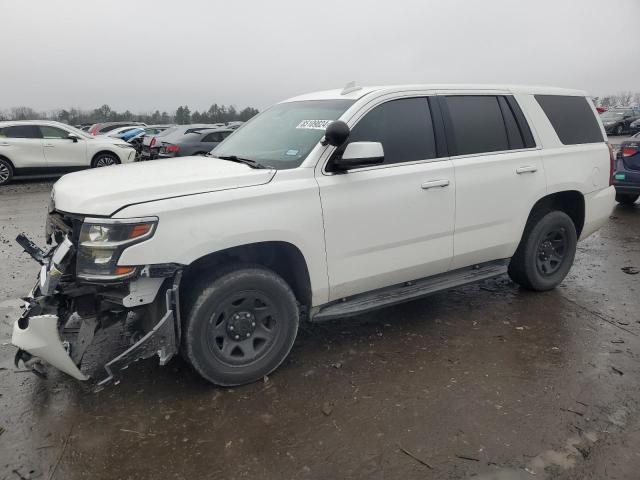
[{"xmin": 12, "ymin": 311, "xmax": 88, "ymax": 380}]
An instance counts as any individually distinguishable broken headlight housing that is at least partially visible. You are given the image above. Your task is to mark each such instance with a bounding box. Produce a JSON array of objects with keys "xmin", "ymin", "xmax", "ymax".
[{"xmin": 76, "ymin": 217, "xmax": 158, "ymax": 281}]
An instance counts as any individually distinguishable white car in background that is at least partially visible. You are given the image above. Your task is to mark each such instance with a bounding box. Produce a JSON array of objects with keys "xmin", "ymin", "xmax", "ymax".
[{"xmin": 0, "ymin": 120, "xmax": 136, "ymax": 185}]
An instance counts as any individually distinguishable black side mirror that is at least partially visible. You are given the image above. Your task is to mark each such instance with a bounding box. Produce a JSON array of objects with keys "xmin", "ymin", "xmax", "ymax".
[
  {"xmin": 68, "ymin": 133, "xmax": 79, "ymax": 143},
  {"xmin": 322, "ymin": 121, "xmax": 350, "ymax": 147}
]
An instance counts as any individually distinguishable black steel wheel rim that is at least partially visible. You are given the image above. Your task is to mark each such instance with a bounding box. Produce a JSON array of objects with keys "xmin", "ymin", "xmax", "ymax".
[
  {"xmin": 206, "ymin": 290, "xmax": 279, "ymax": 366},
  {"xmin": 536, "ymin": 227, "xmax": 567, "ymax": 276}
]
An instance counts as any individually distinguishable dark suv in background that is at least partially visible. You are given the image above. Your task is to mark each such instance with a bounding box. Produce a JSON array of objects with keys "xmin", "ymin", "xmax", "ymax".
[
  {"xmin": 613, "ymin": 132, "xmax": 640, "ymax": 205},
  {"xmin": 601, "ymin": 107, "xmax": 640, "ymax": 135}
]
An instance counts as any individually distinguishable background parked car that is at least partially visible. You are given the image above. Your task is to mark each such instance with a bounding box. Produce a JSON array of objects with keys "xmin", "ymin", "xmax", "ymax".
[
  {"xmin": 600, "ymin": 107, "xmax": 640, "ymax": 135},
  {"xmin": 88, "ymin": 121, "xmax": 145, "ymax": 136},
  {"xmin": 141, "ymin": 124, "xmax": 223, "ymax": 160},
  {"xmin": 157, "ymin": 128, "xmax": 233, "ymax": 158},
  {"xmin": 225, "ymin": 121, "xmax": 244, "ymax": 129},
  {"xmin": 0, "ymin": 120, "xmax": 136, "ymax": 185},
  {"xmin": 104, "ymin": 125, "xmax": 145, "ymax": 138},
  {"xmin": 612, "ymin": 132, "xmax": 640, "ymax": 205},
  {"xmin": 630, "ymin": 118, "xmax": 640, "ymax": 134}
]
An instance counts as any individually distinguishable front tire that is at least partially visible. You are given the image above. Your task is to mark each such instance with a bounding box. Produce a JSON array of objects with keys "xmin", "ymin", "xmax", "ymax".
[
  {"xmin": 616, "ymin": 193, "xmax": 639, "ymax": 205},
  {"xmin": 615, "ymin": 124, "xmax": 624, "ymax": 135},
  {"xmin": 508, "ymin": 211, "xmax": 577, "ymax": 291},
  {"xmin": 0, "ymin": 158, "xmax": 13, "ymax": 186},
  {"xmin": 183, "ymin": 266, "xmax": 299, "ymax": 386},
  {"xmin": 91, "ymin": 152, "xmax": 120, "ymax": 168}
]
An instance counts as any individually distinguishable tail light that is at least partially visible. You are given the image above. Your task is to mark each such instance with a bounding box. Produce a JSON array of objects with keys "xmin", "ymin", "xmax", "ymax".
[
  {"xmin": 608, "ymin": 142, "xmax": 615, "ymax": 185},
  {"xmin": 166, "ymin": 144, "xmax": 179, "ymax": 153},
  {"xmin": 622, "ymin": 147, "xmax": 638, "ymax": 157},
  {"xmin": 150, "ymin": 137, "xmax": 156, "ymax": 147}
]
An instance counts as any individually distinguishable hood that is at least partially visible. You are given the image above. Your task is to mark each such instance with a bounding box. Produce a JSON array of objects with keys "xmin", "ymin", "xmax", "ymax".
[{"xmin": 52, "ymin": 157, "xmax": 276, "ymax": 216}]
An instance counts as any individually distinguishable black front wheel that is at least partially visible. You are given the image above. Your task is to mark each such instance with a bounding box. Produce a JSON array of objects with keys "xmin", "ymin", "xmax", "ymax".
[
  {"xmin": 183, "ymin": 266, "xmax": 299, "ymax": 386},
  {"xmin": 508, "ymin": 211, "xmax": 577, "ymax": 291},
  {"xmin": 616, "ymin": 193, "xmax": 639, "ymax": 205},
  {"xmin": 91, "ymin": 153, "xmax": 120, "ymax": 168},
  {"xmin": 0, "ymin": 158, "xmax": 13, "ymax": 186},
  {"xmin": 615, "ymin": 124, "xmax": 624, "ymax": 135}
]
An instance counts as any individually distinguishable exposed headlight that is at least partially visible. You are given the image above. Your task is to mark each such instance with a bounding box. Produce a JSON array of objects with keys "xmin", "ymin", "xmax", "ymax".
[
  {"xmin": 115, "ymin": 144, "xmax": 134, "ymax": 149},
  {"xmin": 76, "ymin": 217, "xmax": 157, "ymax": 281}
]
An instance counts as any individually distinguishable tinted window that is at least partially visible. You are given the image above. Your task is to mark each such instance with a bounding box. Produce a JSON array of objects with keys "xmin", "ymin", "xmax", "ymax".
[
  {"xmin": 202, "ymin": 132, "xmax": 224, "ymax": 143},
  {"xmin": 535, "ymin": 95, "xmax": 603, "ymax": 145},
  {"xmin": 0, "ymin": 125, "xmax": 40, "ymax": 139},
  {"xmin": 348, "ymin": 97, "xmax": 436, "ymax": 165},
  {"xmin": 39, "ymin": 126, "xmax": 69, "ymax": 139},
  {"xmin": 100, "ymin": 125, "xmax": 120, "ymax": 133},
  {"xmin": 445, "ymin": 96, "xmax": 509, "ymax": 155}
]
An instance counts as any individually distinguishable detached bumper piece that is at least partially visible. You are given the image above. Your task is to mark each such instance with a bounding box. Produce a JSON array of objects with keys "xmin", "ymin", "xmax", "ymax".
[{"xmin": 97, "ymin": 285, "xmax": 179, "ymax": 387}]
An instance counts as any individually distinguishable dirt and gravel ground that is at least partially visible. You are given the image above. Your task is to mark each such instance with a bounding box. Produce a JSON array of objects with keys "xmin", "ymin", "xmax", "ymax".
[{"xmin": 1, "ymin": 160, "xmax": 639, "ymax": 479}]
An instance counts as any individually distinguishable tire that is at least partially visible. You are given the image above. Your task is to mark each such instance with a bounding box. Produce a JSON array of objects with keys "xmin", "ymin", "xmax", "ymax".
[
  {"xmin": 508, "ymin": 211, "xmax": 577, "ymax": 291},
  {"xmin": 615, "ymin": 124, "xmax": 624, "ymax": 136},
  {"xmin": 183, "ymin": 265, "xmax": 299, "ymax": 386},
  {"xmin": 616, "ymin": 193, "xmax": 639, "ymax": 205},
  {"xmin": 91, "ymin": 152, "xmax": 120, "ymax": 168},
  {"xmin": 0, "ymin": 158, "xmax": 13, "ymax": 186}
]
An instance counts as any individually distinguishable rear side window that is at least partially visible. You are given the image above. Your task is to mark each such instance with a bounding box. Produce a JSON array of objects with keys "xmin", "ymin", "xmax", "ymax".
[
  {"xmin": 444, "ymin": 96, "xmax": 509, "ymax": 155},
  {"xmin": 348, "ymin": 97, "xmax": 437, "ymax": 165},
  {"xmin": 535, "ymin": 95, "xmax": 603, "ymax": 145},
  {"xmin": 100, "ymin": 125, "xmax": 120, "ymax": 133},
  {"xmin": 0, "ymin": 125, "xmax": 41, "ymax": 138},
  {"xmin": 202, "ymin": 132, "xmax": 224, "ymax": 142}
]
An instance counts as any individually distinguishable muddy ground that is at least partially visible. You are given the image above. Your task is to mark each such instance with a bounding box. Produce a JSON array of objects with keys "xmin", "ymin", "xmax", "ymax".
[{"xmin": 1, "ymin": 174, "xmax": 639, "ymax": 480}]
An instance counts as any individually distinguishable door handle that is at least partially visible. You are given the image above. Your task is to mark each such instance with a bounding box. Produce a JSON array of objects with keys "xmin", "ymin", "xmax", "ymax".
[
  {"xmin": 516, "ymin": 166, "xmax": 537, "ymax": 174},
  {"xmin": 421, "ymin": 179, "xmax": 450, "ymax": 189},
  {"xmin": 0, "ymin": 142, "xmax": 10, "ymax": 147},
  {"xmin": 43, "ymin": 143, "xmax": 55, "ymax": 147}
]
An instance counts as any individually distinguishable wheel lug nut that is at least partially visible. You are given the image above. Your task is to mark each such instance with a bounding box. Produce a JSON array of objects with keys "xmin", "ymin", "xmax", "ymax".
[
  {"xmin": 229, "ymin": 325, "xmax": 234, "ymax": 331},
  {"xmin": 235, "ymin": 335, "xmax": 240, "ymax": 340},
  {"xmin": 251, "ymin": 322, "xmax": 256, "ymax": 327},
  {"xmin": 246, "ymin": 333, "xmax": 250, "ymax": 338}
]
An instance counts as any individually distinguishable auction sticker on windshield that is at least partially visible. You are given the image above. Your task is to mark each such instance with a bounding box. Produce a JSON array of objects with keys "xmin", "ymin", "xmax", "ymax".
[{"xmin": 296, "ymin": 120, "xmax": 333, "ymax": 130}]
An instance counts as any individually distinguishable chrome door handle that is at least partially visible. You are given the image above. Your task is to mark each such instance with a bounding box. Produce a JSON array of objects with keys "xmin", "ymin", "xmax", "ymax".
[
  {"xmin": 0, "ymin": 142, "xmax": 10, "ymax": 147},
  {"xmin": 516, "ymin": 166, "xmax": 537, "ymax": 174},
  {"xmin": 43, "ymin": 143, "xmax": 55, "ymax": 147},
  {"xmin": 421, "ymin": 179, "xmax": 450, "ymax": 189}
]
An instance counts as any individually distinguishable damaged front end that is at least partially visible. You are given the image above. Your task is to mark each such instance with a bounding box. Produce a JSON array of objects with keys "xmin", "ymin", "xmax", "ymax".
[{"xmin": 12, "ymin": 210, "xmax": 183, "ymax": 386}]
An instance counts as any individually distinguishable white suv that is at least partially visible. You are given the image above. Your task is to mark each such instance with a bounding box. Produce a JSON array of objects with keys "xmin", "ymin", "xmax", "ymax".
[
  {"xmin": 11, "ymin": 84, "xmax": 615, "ymax": 387},
  {"xmin": 0, "ymin": 120, "xmax": 137, "ymax": 185}
]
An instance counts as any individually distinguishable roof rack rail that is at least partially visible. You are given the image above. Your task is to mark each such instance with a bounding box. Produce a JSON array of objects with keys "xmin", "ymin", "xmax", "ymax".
[{"xmin": 341, "ymin": 81, "xmax": 362, "ymax": 95}]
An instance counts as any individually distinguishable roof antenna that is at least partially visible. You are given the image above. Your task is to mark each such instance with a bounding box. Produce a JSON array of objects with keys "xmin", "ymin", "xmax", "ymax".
[{"xmin": 341, "ymin": 81, "xmax": 362, "ymax": 95}]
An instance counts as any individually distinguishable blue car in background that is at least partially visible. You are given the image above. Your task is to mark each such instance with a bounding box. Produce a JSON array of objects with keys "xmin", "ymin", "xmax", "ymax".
[
  {"xmin": 613, "ymin": 132, "xmax": 640, "ymax": 205},
  {"xmin": 118, "ymin": 127, "xmax": 144, "ymax": 142}
]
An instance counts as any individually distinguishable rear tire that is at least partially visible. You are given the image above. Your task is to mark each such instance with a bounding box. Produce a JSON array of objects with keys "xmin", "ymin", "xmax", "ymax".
[
  {"xmin": 508, "ymin": 211, "xmax": 577, "ymax": 291},
  {"xmin": 91, "ymin": 152, "xmax": 120, "ymax": 168},
  {"xmin": 615, "ymin": 124, "xmax": 624, "ymax": 135},
  {"xmin": 0, "ymin": 158, "xmax": 13, "ymax": 186},
  {"xmin": 183, "ymin": 265, "xmax": 299, "ymax": 386},
  {"xmin": 616, "ymin": 193, "xmax": 639, "ymax": 205}
]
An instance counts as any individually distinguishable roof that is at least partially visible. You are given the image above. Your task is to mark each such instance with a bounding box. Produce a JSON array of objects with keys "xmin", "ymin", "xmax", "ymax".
[
  {"xmin": 0, "ymin": 119, "xmax": 73, "ymax": 127},
  {"xmin": 282, "ymin": 84, "xmax": 589, "ymax": 103}
]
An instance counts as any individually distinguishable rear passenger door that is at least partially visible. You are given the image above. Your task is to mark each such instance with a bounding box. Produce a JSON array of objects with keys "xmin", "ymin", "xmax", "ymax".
[
  {"xmin": 0, "ymin": 125, "xmax": 44, "ymax": 168},
  {"xmin": 439, "ymin": 93, "xmax": 546, "ymax": 269},
  {"xmin": 317, "ymin": 96, "xmax": 456, "ymax": 300}
]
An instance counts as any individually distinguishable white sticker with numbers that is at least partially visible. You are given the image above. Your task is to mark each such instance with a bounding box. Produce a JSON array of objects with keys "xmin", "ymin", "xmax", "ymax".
[{"xmin": 296, "ymin": 120, "xmax": 333, "ymax": 130}]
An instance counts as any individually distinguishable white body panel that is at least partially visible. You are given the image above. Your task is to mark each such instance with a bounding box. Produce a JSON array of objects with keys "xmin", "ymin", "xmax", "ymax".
[
  {"xmin": 45, "ymin": 84, "xmax": 615, "ymax": 309},
  {"xmin": 0, "ymin": 137, "xmax": 44, "ymax": 167}
]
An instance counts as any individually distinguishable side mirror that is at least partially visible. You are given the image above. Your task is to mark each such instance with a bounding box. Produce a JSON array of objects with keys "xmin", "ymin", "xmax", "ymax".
[
  {"xmin": 67, "ymin": 133, "xmax": 79, "ymax": 143},
  {"xmin": 332, "ymin": 141, "xmax": 384, "ymax": 171},
  {"xmin": 322, "ymin": 120, "xmax": 350, "ymax": 147}
]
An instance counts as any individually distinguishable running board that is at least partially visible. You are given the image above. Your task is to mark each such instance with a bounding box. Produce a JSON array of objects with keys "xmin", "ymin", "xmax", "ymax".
[{"xmin": 312, "ymin": 259, "xmax": 509, "ymax": 322}]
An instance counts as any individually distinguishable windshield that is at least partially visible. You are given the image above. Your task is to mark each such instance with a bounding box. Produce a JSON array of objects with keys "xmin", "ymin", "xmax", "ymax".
[{"xmin": 211, "ymin": 99, "xmax": 354, "ymax": 169}]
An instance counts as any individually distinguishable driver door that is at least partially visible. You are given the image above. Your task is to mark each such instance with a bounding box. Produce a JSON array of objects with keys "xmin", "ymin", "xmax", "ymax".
[
  {"xmin": 316, "ymin": 96, "xmax": 455, "ymax": 301},
  {"xmin": 39, "ymin": 125, "xmax": 87, "ymax": 168}
]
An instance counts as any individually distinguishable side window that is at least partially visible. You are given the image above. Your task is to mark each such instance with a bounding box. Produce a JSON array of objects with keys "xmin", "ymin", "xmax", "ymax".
[
  {"xmin": 100, "ymin": 125, "xmax": 119, "ymax": 133},
  {"xmin": 498, "ymin": 97, "xmax": 524, "ymax": 150},
  {"xmin": 2, "ymin": 125, "xmax": 41, "ymax": 139},
  {"xmin": 39, "ymin": 126, "xmax": 70, "ymax": 139},
  {"xmin": 444, "ymin": 96, "xmax": 509, "ymax": 155},
  {"xmin": 202, "ymin": 132, "xmax": 223, "ymax": 142},
  {"xmin": 347, "ymin": 97, "xmax": 437, "ymax": 165},
  {"xmin": 534, "ymin": 95, "xmax": 603, "ymax": 145}
]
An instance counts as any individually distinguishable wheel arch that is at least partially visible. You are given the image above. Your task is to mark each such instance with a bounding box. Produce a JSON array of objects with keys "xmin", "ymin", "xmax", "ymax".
[
  {"xmin": 0, "ymin": 154, "xmax": 15, "ymax": 170},
  {"xmin": 525, "ymin": 190, "xmax": 585, "ymax": 237},
  {"xmin": 91, "ymin": 150, "xmax": 120, "ymax": 166},
  {"xmin": 180, "ymin": 241, "xmax": 313, "ymax": 309}
]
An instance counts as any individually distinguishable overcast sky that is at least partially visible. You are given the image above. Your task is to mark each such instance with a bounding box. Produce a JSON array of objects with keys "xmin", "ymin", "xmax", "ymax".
[{"xmin": 2, "ymin": 0, "xmax": 639, "ymax": 113}]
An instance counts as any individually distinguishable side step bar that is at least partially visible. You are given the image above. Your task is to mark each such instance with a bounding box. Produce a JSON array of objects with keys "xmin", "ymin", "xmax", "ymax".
[{"xmin": 312, "ymin": 259, "xmax": 509, "ymax": 322}]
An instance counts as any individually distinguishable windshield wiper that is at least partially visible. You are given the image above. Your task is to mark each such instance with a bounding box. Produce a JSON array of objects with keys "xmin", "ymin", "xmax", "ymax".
[{"xmin": 211, "ymin": 155, "xmax": 271, "ymax": 169}]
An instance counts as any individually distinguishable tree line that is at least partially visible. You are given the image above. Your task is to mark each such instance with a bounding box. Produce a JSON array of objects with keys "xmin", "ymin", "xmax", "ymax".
[
  {"xmin": 0, "ymin": 103, "xmax": 260, "ymax": 125},
  {"xmin": 593, "ymin": 92, "xmax": 640, "ymax": 108}
]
